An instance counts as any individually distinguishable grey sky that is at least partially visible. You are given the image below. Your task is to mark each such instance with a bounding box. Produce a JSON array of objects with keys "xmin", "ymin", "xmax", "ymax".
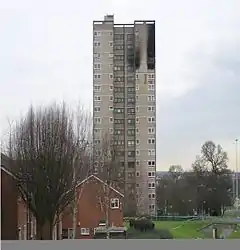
[{"xmin": 0, "ymin": 0, "xmax": 239, "ymax": 170}]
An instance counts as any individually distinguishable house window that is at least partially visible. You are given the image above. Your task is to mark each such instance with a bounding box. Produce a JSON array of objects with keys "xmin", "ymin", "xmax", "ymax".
[
  {"xmin": 148, "ymin": 149, "xmax": 155, "ymax": 156},
  {"xmin": 148, "ymin": 138, "xmax": 155, "ymax": 144},
  {"xmin": 109, "ymin": 117, "xmax": 113, "ymax": 123},
  {"xmin": 110, "ymin": 198, "xmax": 120, "ymax": 209},
  {"xmin": 94, "ymin": 117, "xmax": 101, "ymax": 124},
  {"xmin": 94, "ymin": 63, "xmax": 101, "ymax": 69},
  {"xmin": 148, "ymin": 84, "xmax": 154, "ymax": 90},
  {"xmin": 94, "ymin": 96, "xmax": 101, "ymax": 101},
  {"xmin": 109, "ymin": 96, "xmax": 113, "ymax": 101},
  {"xmin": 109, "ymin": 53, "xmax": 113, "ymax": 58},
  {"xmin": 136, "ymin": 84, "xmax": 139, "ymax": 91},
  {"xmin": 109, "ymin": 41, "xmax": 113, "ymax": 47},
  {"xmin": 109, "ymin": 106, "xmax": 113, "ymax": 111},
  {"xmin": 136, "ymin": 171, "xmax": 140, "ymax": 177},
  {"xmin": 148, "ymin": 161, "xmax": 155, "ymax": 167},
  {"xmin": 148, "ymin": 95, "xmax": 155, "ymax": 102},
  {"xmin": 136, "ymin": 139, "xmax": 140, "ymax": 145},
  {"xmin": 148, "ymin": 117, "xmax": 155, "ymax": 123},
  {"xmin": 94, "ymin": 85, "xmax": 101, "ymax": 92},
  {"xmin": 109, "ymin": 74, "xmax": 113, "ymax": 79},
  {"xmin": 81, "ymin": 228, "xmax": 90, "ymax": 235},
  {"xmin": 94, "ymin": 107, "xmax": 100, "ymax": 112},
  {"xmin": 136, "ymin": 117, "xmax": 139, "ymax": 124},
  {"xmin": 94, "ymin": 74, "xmax": 101, "ymax": 79},
  {"xmin": 68, "ymin": 228, "xmax": 74, "ymax": 239},
  {"xmin": 148, "ymin": 106, "xmax": 155, "ymax": 112},
  {"xmin": 94, "ymin": 42, "xmax": 101, "ymax": 47},
  {"xmin": 148, "ymin": 127, "xmax": 155, "ymax": 134},
  {"xmin": 136, "ymin": 149, "xmax": 140, "ymax": 156}
]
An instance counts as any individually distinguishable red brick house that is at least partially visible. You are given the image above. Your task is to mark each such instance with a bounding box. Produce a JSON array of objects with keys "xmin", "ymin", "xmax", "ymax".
[
  {"xmin": 61, "ymin": 175, "xmax": 124, "ymax": 239},
  {"xmin": 1, "ymin": 154, "xmax": 18, "ymax": 240}
]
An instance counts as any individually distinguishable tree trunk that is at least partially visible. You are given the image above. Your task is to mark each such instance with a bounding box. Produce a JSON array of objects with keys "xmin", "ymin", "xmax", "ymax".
[{"xmin": 36, "ymin": 220, "xmax": 53, "ymax": 240}]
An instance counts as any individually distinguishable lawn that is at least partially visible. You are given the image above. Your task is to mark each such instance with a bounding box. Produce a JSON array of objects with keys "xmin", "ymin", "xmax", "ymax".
[
  {"xmin": 227, "ymin": 230, "xmax": 240, "ymax": 239},
  {"xmin": 126, "ymin": 220, "xmax": 208, "ymax": 239}
]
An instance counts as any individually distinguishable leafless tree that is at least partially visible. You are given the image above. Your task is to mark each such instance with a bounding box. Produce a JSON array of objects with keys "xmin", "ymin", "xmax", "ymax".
[
  {"xmin": 93, "ymin": 132, "xmax": 124, "ymax": 237},
  {"xmin": 8, "ymin": 102, "xmax": 91, "ymax": 239}
]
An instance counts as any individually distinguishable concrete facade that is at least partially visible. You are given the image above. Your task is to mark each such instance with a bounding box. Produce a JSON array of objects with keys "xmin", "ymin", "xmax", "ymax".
[{"xmin": 93, "ymin": 15, "xmax": 156, "ymax": 215}]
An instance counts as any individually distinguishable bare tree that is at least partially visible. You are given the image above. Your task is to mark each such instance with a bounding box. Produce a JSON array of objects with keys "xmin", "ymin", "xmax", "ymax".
[
  {"xmin": 93, "ymin": 132, "xmax": 124, "ymax": 238},
  {"xmin": 8, "ymin": 102, "xmax": 91, "ymax": 239}
]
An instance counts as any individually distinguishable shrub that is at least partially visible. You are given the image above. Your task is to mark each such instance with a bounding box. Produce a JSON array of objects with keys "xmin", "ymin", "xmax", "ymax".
[{"xmin": 132, "ymin": 218, "xmax": 155, "ymax": 232}]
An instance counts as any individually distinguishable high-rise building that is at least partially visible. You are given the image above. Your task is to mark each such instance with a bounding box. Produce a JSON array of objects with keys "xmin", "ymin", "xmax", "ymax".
[{"xmin": 93, "ymin": 15, "xmax": 156, "ymax": 215}]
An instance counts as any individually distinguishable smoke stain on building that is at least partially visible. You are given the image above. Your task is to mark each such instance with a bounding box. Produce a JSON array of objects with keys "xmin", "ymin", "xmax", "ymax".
[{"xmin": 147, "ymin": 23, "xmax": 155, "ymax": 70}]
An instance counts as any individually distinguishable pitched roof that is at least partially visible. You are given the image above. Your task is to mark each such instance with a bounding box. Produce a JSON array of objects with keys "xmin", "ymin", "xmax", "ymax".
[
  {"xmin": 76, "ymin": 174, "xmax": 124, "ymax": 197},
  {"xmin": 1, "ymin": 153, "xmax": 17, "ymax": 179}
]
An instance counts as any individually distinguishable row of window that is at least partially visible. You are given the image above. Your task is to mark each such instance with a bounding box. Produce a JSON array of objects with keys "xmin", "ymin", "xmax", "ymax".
[
  {"xmin": 93, "ymin": 73, "xmax": 155, "ymax": 80},
  {"xmin": 135, "ymin": 171, "xmax": 155, "ymax": 177},
  {"xmin": 93, "ymin": 84, "xmax": 155, "ymax": 92},
  {"xmin": 94, "ymin": 106, "xmax": 155, "ymax": 113},
  {"xmin": 94, "ymin": 41, "xmax": 113, "ymax": 47},
  {"xmin": 94, "ymin": 117, "xmax": 155, "ymax": 124},
  {"xmin": 94, "ymin": 31, "xmax": 113, "ymax": 37},
  {"xmin": 94, "ymin": 95, "xmax": 155, "ymax": 102}
]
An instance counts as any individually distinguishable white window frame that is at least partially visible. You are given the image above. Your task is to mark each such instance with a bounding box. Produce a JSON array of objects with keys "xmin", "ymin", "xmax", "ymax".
[
  {"xmin": 148, "ymin": 84, "xmax": 154, "ymax": 90},
  {"xmin": 110, "ymin": 198, "xmax": 120, "ymax": 209},
  {"xmin": 136, "ymin": 84, "xmax": 139, "ymax": 90},
  {"xmin": 94, "ymin": 74, "xmax": 101, "ymax": 79},
  {"xmin": 148, "ymin": 138, "xmax": 155, "ymax": 144},
  {"xmin": 109, "ymin": 117, "xmax": 113, "ymax": 123},
  {"xmin": 148, "ymin": 106, "xmax": 155, "ymax": 112},
  {"xmin": 109, "ymin": 85, "xmax": 113, "ymax": 90},
  {"xmin": 109, "ymin": 106, "xmax": 113, "ymax": 111},
  {"xmin": 94, "ymin": 85, "xmax": 101, "ymax": 92},
  {"xmin": 136, "ymin": 128, "xmax": 140, "ymax": 134},
  {"xmin": 148, "ymin": 160, "xmax": 155, "ymax": 167},
  {"xmin": 136, "ymin": 149, "xmax": 140, "ymax": 156},
  {"xmin": 136, "ymin": 139, "xmax": 140, "ymax": 145},
  {"xmin": 94, "ymin": 96, "xmax": 101, "ymax": 102},
  {"xmin": 148, "ymin": 149, "xmax": 155, "ymax": 156},
  {"xmin": 94, "ymin": 63, "xmax": 101, "ymax": 70},
  {"xmin": 148, "ymin": 127, "xmax": 155, "ymax": 134},
  {"xmin": 109, "ymin": 74, "xmax": 113, "ymax": 79},
  {"xmin": 148, "ymin": 95, "xmax": 155, "ymax": 102},
  {"xmin": 148, "ymin": 117, "xmax": 155, "ymax": 123},
  {"xmin": 109, "ymin": 41, "xmax": 113, "ymax": 47},
  {"xmin": 94, "ymin": 117, "xmax": 101, "ymax": 124},
  {"xmin": 109, "ymin": 53, "xmax": 113, "ymax": 58},
  {"xmin": 109, "ymin": 96, "xmax": 113, "ymax": 101},
  {"xmin": 136, "ymin": 160, "xmax": 140, "ymax": 166},
  {"xmin": 80, "ymin": 228, "xmax": 90, "ymax": 235},
  {"xmin": 94, "ymin": 107, "xmax": 101, "ymax": 112},
  {"xmin": 136, "ymin": 171, "xmax": 140, "ymax": 177},
  {"xmin": 136, "ymin": 117, "xmax": 140, "ymax": 124}
]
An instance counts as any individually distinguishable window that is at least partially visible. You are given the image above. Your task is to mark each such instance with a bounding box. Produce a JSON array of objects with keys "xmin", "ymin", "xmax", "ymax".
[
  {"xmin": 110, "ymin": 198, "xmax": 119, "ymax": 209},
  {"xmin": 136, "ymin": 183, "xmax": 139, "ymax": 187},
  {"xmin": 148, "ymin": 74, "xmax": 155, "ymax": 79},
  {"xmin": 109, "ymin": 106, "xmax": 113, "ymax": 111},
  {"xmin": 148, "ymin": 84, "xmax": 154, "ymax": 90},
  {"xmin": 109, "ymin": 74, "xmax": 113, "ymax": 79},
  {"xmin": 109, "ymin": 31, "xmax": 113, "ymax": 36},
  {"xmin": 94, "ymin": 96, "xmax": 101, "ymax": 101},
  {"xmin": 128, "ymin": 108, "xmax": 135, "ymax": 115},
  {"xmin": 114, "ymin": 108, "xmax": 124, "ymax": 113},
  {"xmin": 81, "ymin": 228, "xmax": 90, "ymax": 235},
  {"xmin": 136, "ymin": 128, "xmax": 139, "ymax": 134},
  {"xmin": 109, "ymin": 53, "xmax": 113, "ymax": 58},
  {"xmin": 148, "ymin": 117, "xmax": 155, "ymax": 123},
  {"xmin": 136, "ymin": 171, "xmax": 140, "ymax": 177},
  {"xmin": 136, "ymin": 84, "xmax": 139, "ymax": 91},
  {"xmin": 149, "ymin": 204, "xmax": 155, "ymax": 209},
  {"xmin": 94, "ymin": 85, "xmax": 101, "ymax": 92},
  {"xmin": 136, "ymin": 106, "xmax": 139, "ymax": 112},
  {"xmin": 109, "ymin": 96, "xmax": 113, "ymax": 101},
  {"xmin": 127, "ymin": 129, "xmax": 135, "ymax": 136},
  {"xmin": 94, "ymin": 74, "xmax": 101, "ymax": 79},
  {"xmin": 109, "ymin": 117, "xmax": 113, "ymax": 123},
  {"xmin": 136, "ymin": 149, "xmax": 140, "ymax": 156},
  {"xmin": 148, "ymin": 95, "xmax": 155, "ymax": 102},
  {"xmin": 149, "ymin": 194, "xmax": 155, "ymax": 199},
  {"xmin": 94, "ymin": 128, "xmax": 101, "ymax": 134},
  {"xmin": 109, "ymin": 85, "xmax": 113, "ymax": 90},
  {"xmin": 127, "ymin": 119, "xmax": 134, "ymax": 124},
  {"xmin": 148, "ymin": 106, "xmax": 155, "ymax": 112},
  {"xmin": 94, "ymin": 63, "xmax": 101, "ymax": 69},
  {"xmin": 148, "ymin": 183, "xmax": 155, "ymax": 188},
  {"xmin": 94, "ymin": 53, "xmax": 100, "ymax": 59},
  {"xmin": 94, "ymin": 117, "xmax": 101, "ymax": 124},
  {"xmin": 136, "ymin": 117, "xmax": 139, "ymax": 124},
  {"xmin": 94, "ymin": 139, "xmax": 100, "ymax": 144},
  {"xmin": 109, "ymin": 41, "xmax": 113, "ymax": 47},
  {"xmin": 128, "ymin": 151, "xmax": 135, "ymax": 157},
  {"xmin": 136, "ymin": 139, "xmax": 140, "ymax": 145},
  {"xmin": 148, "ymin": 149, "xmax": 155, "ymax": 156},
  {"xmin": 94, "ymin": 107, "xmax": 100, "ymax": 112},
  {"xmin": 148, "ymin": 161, "xmax": 155, "ymax": 167},
  {"xmin": 148, "ymin": 127, "xmax": 155, "ymax": 134},
  {"xmin": 148, "ymin": 138, "xmax": 155, "ymax": 144},
  {"xmin": 135, "ymin": 74, "xmax": 139, "ymax": 79},
  {"xmin": 94, "ymin": 31, "xmax": 101, "ymax": 36},
  {"xmin": 94, "ymin": 41, "xmax": 101, "ymax": 47},
  {"xmin": 148, "ymin": 172, "xmax": 155, "ymax": 177},
  {"xmin": 128, "ymin": 140, "xmax": 135, "ymax": 146},
  {"xmin": 109, "ymin": 128, "xmax": 113, "ymax": 134},
  {"xmin": 136, "ymin": 160, "xmax": 140, "ymax": 166}
]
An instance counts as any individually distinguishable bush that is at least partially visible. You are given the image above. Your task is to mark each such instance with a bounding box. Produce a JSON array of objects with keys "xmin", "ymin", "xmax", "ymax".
[
  {"xmin": 158, "ymin": 229, "xmax": 173, "ymax": 239},
  {"xmin": 131, "ymin": 218, "xmax": 155, "ymax": 232}
]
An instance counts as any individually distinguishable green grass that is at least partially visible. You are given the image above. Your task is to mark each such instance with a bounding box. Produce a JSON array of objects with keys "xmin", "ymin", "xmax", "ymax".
[
  {"xmin": 227, "ymin": 230, "xmax": 240, "ymax": 239},
  {"xmin": 126, "ymin": 220, "xmax": 208, "ymax": 239}
]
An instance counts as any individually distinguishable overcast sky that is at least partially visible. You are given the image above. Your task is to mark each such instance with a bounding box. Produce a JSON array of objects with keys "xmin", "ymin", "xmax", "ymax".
[{"xmin": 0, "ymin": 0, "xmax": 239, "ymax": 170}]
